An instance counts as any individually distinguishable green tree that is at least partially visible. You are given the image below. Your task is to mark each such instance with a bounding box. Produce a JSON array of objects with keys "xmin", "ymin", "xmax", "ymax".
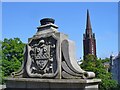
[
  {"xmin": 101, "ymin": 58, "xmax": 110, "ymax": 63},
  {"xmin": 81, "ymin": 54, "xmax": 118, "ymax": 90},
  {"xmin": 0, "ymin": 40, "xmax": 3, "ymax": 84},
  {"xmin": 1, "ymin": 38, "xmax": 25, "ymax": 84}
]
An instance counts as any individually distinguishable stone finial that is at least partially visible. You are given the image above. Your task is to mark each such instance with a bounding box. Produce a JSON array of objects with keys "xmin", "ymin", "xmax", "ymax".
[
  {"xmin": 36, "ymin": 18, "xmax": 58, "ymax": 35},
  {"xmin": 40, "ymin": 18, "xmax": 55, "ymax": 25}
]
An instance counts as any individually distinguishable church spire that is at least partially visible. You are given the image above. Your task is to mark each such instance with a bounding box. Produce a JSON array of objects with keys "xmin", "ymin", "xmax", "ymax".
[
  {"xmin": 83, "ymin": 9, "xmax": 97, "ymax": 59},
  {"xmin": 86, "ymin": 9, "xmax": 92, "ymax": 36}
]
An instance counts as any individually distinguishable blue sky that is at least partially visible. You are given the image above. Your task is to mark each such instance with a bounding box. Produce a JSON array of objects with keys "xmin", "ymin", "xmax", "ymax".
[{"xmin": 2, "ymin": 2, "xmax": 118, "ymax": 59}]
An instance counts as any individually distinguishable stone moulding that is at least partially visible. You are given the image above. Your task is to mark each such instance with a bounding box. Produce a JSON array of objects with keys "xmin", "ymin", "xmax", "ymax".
[
  {"xmin": 61, "ymin": 39, "xmax": 95, "ymax": 79},
  {"xmin": 5, "ymin": 78, "xmax": 101, "ymax": 89}
]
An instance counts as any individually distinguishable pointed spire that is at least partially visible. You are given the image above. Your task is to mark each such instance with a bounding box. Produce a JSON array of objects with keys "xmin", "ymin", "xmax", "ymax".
[
  {"xmin": 83, "ymin": 10, "xmax": 97, "ymax": 59},
  {"xmin": 85, "ymin": 9, "xmax": 92, "ymax": 37},
  {"xmin": 86, "ymin": 9, "xmax": 92, "ymax": 30}
]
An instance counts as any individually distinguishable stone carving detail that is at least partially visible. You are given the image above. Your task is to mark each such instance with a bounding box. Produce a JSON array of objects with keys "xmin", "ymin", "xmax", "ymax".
[
  {"xmin": 61, "ymin": 39, "xmax": 95, "ymax": 79},
  {"xmin": 11, "ymin": 18, "xmax": 95, "ymax": 79},
  {"xmin": 27, "ymin": 36, "xmax": 57, "ymax": 77},
  {"xmin": 11, "ymin": 35, "xmax": 58, "ymax": 78}
]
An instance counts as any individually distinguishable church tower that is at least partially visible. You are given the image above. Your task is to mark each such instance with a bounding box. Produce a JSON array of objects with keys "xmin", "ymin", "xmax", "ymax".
[{"xmin": 83, "ymin": 10, "xmax": 97, "ymax": 59}]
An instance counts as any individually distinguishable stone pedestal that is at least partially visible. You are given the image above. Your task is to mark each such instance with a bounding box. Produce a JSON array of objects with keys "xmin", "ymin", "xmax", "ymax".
[
  {"xmin": 5, "ymin": 78, "xmax": 101, "ymax": 90},
  {"xmin": 4, "ymin": 18, "xmax": 101, "ymax": 90}
]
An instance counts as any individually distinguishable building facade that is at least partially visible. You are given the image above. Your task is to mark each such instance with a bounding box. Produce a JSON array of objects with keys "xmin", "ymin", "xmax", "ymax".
[
  {"xmin": 83, "ymin": 10, "xmax": 97, "ymax": 59},
  {"xmin": 110, "ymin": 52, "xmax": 120, "ymax": 84}
]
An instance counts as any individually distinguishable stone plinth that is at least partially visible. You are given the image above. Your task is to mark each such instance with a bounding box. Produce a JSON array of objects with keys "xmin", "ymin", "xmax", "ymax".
[
  {"xmin": 5, "ymin": 78, "xmax": 101, "ymax": 90},
  {"xmin": 5, "ymin": 18, "xmax": 101, "ymax": 90}
]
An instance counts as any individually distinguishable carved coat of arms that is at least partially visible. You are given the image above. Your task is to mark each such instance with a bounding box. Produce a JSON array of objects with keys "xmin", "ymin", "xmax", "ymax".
[{"xmin": 26, "ymin": 36, "xmax": 58, "ymax": 78}]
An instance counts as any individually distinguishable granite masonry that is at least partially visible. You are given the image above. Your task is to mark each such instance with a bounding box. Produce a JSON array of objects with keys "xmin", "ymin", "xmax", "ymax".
[{"xmin": 5, "ymin": 18, "xmax": 101, "ymax": 90}]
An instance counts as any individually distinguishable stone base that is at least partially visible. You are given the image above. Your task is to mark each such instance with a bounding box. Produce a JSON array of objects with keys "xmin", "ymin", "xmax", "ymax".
[{"xmin": 5, "ymin": 78, "xmax": 101, "ymax": 90}]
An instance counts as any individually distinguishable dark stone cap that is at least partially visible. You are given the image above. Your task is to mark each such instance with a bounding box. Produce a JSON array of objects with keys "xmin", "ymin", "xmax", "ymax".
[{"xmin": 40, "ymin": 18, "xmax": 55, "ymax": 25}]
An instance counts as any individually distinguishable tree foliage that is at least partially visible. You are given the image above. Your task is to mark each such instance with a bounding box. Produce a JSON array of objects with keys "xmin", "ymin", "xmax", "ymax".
[
  {"xmin": 80, "ymin": 54, "xmax": 118, "ymax": 90},
  {"xmin": 0, "ymin": 38, "xmax": 25, "ymax": 84}
]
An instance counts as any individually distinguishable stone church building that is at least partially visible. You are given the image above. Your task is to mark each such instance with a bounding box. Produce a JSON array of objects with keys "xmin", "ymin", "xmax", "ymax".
[{"xmin": 83, "ymin": 10, "xmax": 97, "ymax": 59}]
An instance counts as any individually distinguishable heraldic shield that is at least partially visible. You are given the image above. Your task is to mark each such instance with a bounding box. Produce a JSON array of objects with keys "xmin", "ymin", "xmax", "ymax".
[{"xmin": 26, "ymin": 35, "xmax": 58, "ymax": 78}]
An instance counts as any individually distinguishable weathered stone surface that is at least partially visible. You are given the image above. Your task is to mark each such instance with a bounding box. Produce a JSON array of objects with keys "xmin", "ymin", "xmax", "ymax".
[
  {"xmin": 5, "ymin": 78, "xmax": 101, "ymax": 90},
  {"xmin": 61, "ymin": 39, "xmax": 95, "ymax": 79},
  {"xmin": 5, "ymin": 18, "xmax": 101, "ymax": 90},
  {"xmin": 36, "ymin": 23, "xmax": 58, "ymax": 35},
  {"xmin": 11, "ymin": 18, "xmax": 96, "ymax": 79}
]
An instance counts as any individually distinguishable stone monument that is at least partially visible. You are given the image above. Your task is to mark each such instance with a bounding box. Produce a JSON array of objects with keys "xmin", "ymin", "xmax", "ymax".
[{"xmin": 5, "ymin": 18, "xmax": 101, "ymax": 90}]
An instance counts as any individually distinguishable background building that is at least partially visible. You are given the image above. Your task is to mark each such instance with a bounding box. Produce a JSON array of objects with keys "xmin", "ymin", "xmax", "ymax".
[
  {"xmin": 110, "ymin": 52, "xmax": 120, "ymax": 84},
  {"xmin": 83, "ymin": 10, "xmax": 97, "ymax": 59}
]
